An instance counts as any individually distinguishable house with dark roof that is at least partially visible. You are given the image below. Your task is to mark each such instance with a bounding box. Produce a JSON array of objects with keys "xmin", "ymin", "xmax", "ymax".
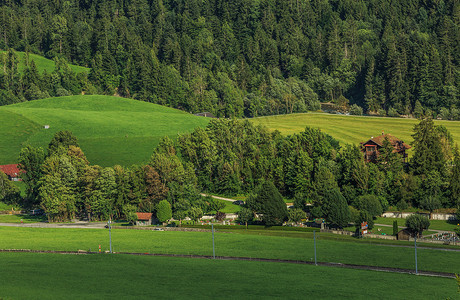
[
  {"xmin": 360, "ymin": 133, "xmax": 411, "ymax": 163},
  {"xmin": 0, "ymin": 164, "xmax": 22, "ymax": 181},
  {"xmin": 136, "ymin": 212, "xmax": 153, "ymax": 226}
]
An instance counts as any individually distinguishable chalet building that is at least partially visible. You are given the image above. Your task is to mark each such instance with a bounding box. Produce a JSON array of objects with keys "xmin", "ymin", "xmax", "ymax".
[
  {"xmin": 136, "ymin": 212, "xmax": 153, "ymax": 226},
  {"xmin": 0, "ymin": 164, "xmax": 22, "ymax": 181},
  {"xmin": 360, "ymin": 133, "xmax": 411, "ymax": 163}
]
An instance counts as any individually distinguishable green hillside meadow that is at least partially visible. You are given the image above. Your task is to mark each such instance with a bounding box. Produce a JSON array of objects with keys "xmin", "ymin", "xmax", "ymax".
[
  {"xmin": 250, "ymin": 112, "xmax": 460, "ymax": 147},
  {"xmin": 0, "ymin": 95, "xmax": 210, "ymax": 166},
  {"xmin": 0, "ymin": 50, "xmax": 89, "ymax": 74}
]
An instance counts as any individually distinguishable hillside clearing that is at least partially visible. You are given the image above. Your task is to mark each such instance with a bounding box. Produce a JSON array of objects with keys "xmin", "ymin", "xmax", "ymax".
[
  {"xmin": 250, "ymin": 112, "xmax": 460, "ymax": 147},
  {"xmin": 0, "ymin": 95, "xmax": 210, "ymax": 166},
  {"xmin": 0, "ymin": 50, "xmax": 89, "ymax": 74}
]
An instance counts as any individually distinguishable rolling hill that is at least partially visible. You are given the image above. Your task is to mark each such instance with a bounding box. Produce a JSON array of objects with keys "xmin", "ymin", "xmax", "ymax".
[
  {"xmin": 250, "ymin": 113, "xmax": 460, "ymax": 148},
  {"xmin": 0, "ymin": 50, "xmax": 89, "ymax": 74},
  {"xmin": 0, "ymin": 95, "xmax": 209, "ymax": 166}
]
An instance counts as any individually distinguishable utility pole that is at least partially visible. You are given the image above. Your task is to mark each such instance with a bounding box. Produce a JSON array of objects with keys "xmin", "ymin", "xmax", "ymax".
[
  {"xmin": 414, "ymin": 235, "xmax": 418, "ymax": 274},
  {"xmin": 212, "ymin": 223, "xmax": 215, "ymax": 259},
  {"xmin": 314, "ymin": 230, "xmax": 317, "ymax": 265},
  {"xmin": 109, "ymin": 216, "xmax": 112, "ymax": 254}
]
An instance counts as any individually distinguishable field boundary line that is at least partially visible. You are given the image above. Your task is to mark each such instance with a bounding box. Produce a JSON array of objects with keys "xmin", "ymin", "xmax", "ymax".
[{"xmin": 0, "ymin": 249, "xmax": 455, "ymax": 279}]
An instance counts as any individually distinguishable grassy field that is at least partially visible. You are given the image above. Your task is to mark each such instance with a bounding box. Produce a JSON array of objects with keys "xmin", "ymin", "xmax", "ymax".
[
  {"xmin": 0, "ymin": 95, "xmax": 210, "ymax": 166},
  {"xmin": 250, "ymin": 112, "xmax": 460, "ymax": 147},
  {"xmin": 0, "ymin": 214, "xmax": 46, "ymax": 223},
  {"xmin": 0, "ymin": 227, "xmax": 459, "ymax": 274},
  {"xmin": 375, "ymin": 217, "xmax": 459, "ymax": 232},
  {"xmin": 0, "ymin": 252, "xmax": 457, "ymax": 299},
  {"xmin": 0, "ymin": 50, "xmax": 89, "ymax": 74}
]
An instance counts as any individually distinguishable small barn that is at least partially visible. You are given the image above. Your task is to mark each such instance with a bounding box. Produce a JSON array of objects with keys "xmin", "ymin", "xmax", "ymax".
[
  {"xmin": 136, "ymin": 212, "xmax": 153, "ymax": 226},
  {"xmin": 0, "ymin": 164, "xmax": 22, "ymax": 181},
  {"xmin": 397, "ymin": 228, "xmax": 412, "ymax": 240}
]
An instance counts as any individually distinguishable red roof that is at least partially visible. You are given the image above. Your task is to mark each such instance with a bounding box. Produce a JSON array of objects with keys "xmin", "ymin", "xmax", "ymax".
[
  {"xmin": 0, "ymin": 164, "xmax": 21, "ymax": 177},
  {"xmin": 136, "ymin": 212, "xmax": 153, "ymax": 220}
]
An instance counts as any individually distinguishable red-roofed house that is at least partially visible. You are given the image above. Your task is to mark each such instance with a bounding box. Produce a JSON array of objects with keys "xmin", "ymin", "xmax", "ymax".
[
  {"xmin": 136, "ymin": 212, "xmax": 153, "ymax": 226},
  {"xmin": 360, "ymin": 133, "xmax": 411, "ymax": 163},
  {"xmin": 0, "ymin": 164, "xmax": 22, "ymax": 181}
]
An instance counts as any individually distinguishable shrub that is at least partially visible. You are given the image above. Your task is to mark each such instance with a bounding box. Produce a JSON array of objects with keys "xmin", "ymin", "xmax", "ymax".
[
  {"xmin": 188, "ymin": 206, "xmax": 203, "ymax": 224},
  {"xmin": 156, "ymin": 200, "xmax": 172, "ymax": 224},
  {"xmin": 288, "ymin": 208, "xmax": 306, "ymax": 223},
  {"xmin": 349, "ymin": 104, "xmax": 363, "ymax": 116},
  {"xmin": 377, "ymin": 109, "xmax": 386, "ymax": 116},
  {"xmin": 215, "ymin": 211, "xmax": 226, "ymax": 221},
  {"xmin": 237, "ymin": 207, "xmax": 254, "ymax": 228},
  {"xmin": 393, "ymin": 220, "xmax": 399, "ymax": 236},
  {"xmin": 387, "ymin": 107, "xmax": 399, "ymax": 117}
]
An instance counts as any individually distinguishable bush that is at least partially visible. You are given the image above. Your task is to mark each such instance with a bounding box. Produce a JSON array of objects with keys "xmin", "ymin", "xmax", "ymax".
[
  {"xmin": 288, "ymin": 208, "xmax": 306, "ymax": 223},
  {"xmin": 387, "ymin": 107, "xmax": 400, "ymax": 117},
  {"xmin": 377, "ymin": 109, "xmax": 386, "ymax": 117},
  {"xmin": 156, "ymin": 200, "xmax": 172, "ymax": 223},
  {"xmin": 237, "ymin": 207, "xmax": 254, "ymax": 228},
  {"xmin": 349, "ymin": 104, "xmax": 363, "ymax": 116},
  {"xmin": 393, "ymin": 220, "xmax": 399, "ymax": 236},
  {"xmin": 188, "ymin": 206, "xmax": 203, "ymax": 224},
  {"xmin": 215, "ymin": 211, "xmax": 226, "ymax": 221}
]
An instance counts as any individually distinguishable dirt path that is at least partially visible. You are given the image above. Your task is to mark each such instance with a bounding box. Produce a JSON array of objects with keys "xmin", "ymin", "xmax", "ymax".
[
  {"xmin": 200, "ymin": 193, "xmax": 236, "ymax": 202},
  {"xmin": 0, "ymin": 249, "xmax": 455, "ymax": 279}
]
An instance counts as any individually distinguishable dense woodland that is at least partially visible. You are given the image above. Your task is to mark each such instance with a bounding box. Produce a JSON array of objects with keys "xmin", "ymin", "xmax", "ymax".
[
  {"xmin": 1, "ymin": 119, "xmax": 459, "ymax": 226},
  {"xmin": 0, "ymin": 0, "xmax": 459, "ymax": 118}
]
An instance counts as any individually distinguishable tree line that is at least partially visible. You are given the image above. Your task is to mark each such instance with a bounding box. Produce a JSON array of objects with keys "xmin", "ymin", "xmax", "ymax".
[
  {"xmin": 1, "ymin": 118, "xmax": 459, "ymax": 226},
  {"xmin": 0, "ymin": 0, "xmax": 458, "ymax": 118}
]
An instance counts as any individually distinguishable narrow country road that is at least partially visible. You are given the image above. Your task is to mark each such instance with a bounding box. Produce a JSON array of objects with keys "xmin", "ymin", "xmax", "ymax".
[{"xmin": 200, "ymin": 193, "xmax": 236, "ymax": 202}]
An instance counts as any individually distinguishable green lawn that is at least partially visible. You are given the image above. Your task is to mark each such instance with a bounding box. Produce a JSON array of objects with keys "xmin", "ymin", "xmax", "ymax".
[
  {"xmin": 250, "ymin": 112, "xmax": 460, "ymax": 147},
  {"xmin": 0, "ymin": 50, "xmax": 89, "ymax": 74},
  {"xmin": 375, "ymin": 217, "xmax": 459, "ymax": 232},
  {"xmin": 0, "ymin": 95, "xmax": 210, "ymax": 166},
  {"xmin": 0, "ymin": 214, "xmax": 46, "ymax": 223},
  {"xmin": 216, "ymin": 199, "xmax": 241, "ymax": 214},
  {"xmin": 0, "ymin": 252, "xmax": 457, "ymax": 300},
  {"xmin": 0, "ymin": 227, "xmax": 459, "ymax": 274}
]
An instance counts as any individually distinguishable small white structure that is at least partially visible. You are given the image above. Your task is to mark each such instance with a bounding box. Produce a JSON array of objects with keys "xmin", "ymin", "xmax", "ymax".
[{"xmin": 44, "ymin": 125, "xmax": 50, "ymax": 129}]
